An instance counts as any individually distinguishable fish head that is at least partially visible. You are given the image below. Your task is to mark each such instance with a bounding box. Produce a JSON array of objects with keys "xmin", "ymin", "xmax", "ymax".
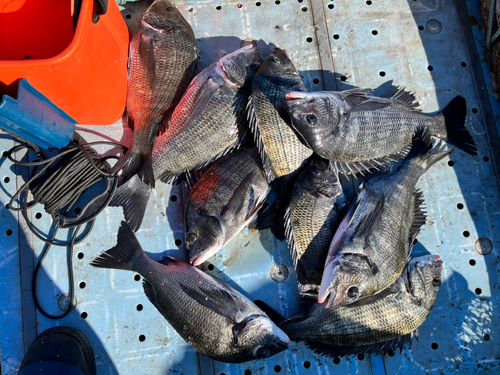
[
  {"xmin": 407, "ymin": 255, "xmax": 443, "ymax": 308},
  {"xmin": 285, "ymin": 91, "xmax": 339, "ymax": 152},
  {"xmin": 318, "ymin": 253, "xmax": 378, "ymax": 307},
  {"xmin": 298, "ymin": 157, "xmax": 342, "ymax": 199},
  {"xmin": 256, "ymin": 48, "xmax": 304, "ymax": 89},
  {"xmin": 218, "ymin": 44, "xmax": 260, "ymax": 88},
  {"xmin": 232, "ymin": 314, "xmax": 290, "ymax": 361},
  {"xmin": 145, "ymin": 0, "xmax": 193, "ymax": 35},
  {"xmin": 186, "ymin": 213, "xmax": 225, "ymax": 266}
]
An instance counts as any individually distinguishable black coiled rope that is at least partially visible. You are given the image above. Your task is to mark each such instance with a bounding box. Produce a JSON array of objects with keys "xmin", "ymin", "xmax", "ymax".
[{"xmin": 6, "ymin": 136, "xmax": 125, "ymax": 319}]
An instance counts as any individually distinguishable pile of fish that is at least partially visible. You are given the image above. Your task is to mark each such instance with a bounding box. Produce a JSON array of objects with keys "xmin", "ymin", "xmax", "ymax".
[{"xmin": 89, "ymin": 0, "xmax": 477, "ymax": 364}]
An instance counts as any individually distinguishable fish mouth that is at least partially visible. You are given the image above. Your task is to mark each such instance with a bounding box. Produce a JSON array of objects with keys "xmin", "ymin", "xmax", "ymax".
[
  {"xmin": 191, "ymin": 247, "xmax": 218, "ymax": 267},
  {"xmin": 285, "ymin": 92, "xmax": 309, "ymax": 101}
]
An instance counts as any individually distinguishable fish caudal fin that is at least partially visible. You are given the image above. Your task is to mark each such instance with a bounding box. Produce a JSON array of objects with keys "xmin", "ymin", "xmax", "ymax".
[
  {"xmin": 407, "ymin": 129, "xmax": 454, "ymax": 172},
  {"xmin": 109, "ymin": 174, "xmax": 152, "ymax": 232},
  {"xmin": 440, "ymin": 96, "xmax": 477, "ymax": 156},
  {"xmin": 112, "ymin": 148, "xmax": 155, "ymax": 188},
  {"xmin": 90, "ymin": 221, "xmax": 144, "ymax": 271}
]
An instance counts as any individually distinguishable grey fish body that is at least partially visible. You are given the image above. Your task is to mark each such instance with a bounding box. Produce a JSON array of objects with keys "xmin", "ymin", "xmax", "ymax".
[
  {"xmin": 284, "ymin": 157, "xmax": 347, "ymax": 294},
  {"xmin": 152, "ymin": 43, "xmax": 260, "ymax": 182},
  {"xmin": 114, "ymin": 0, "xmax": 198, "ymax": 186},
  {"xmin": 91, "ymin": 222, "xmax": 290, "ymax": 363},
  {"xmin": 248, "ymin": 48, "xmax": 313, "ymax": 184},
  {"xmin": 285, "ymin": 89, "xmax": 477, "ymax": 175},
  {"xmin": 280, "ymin": 255, "xmax": 443, "ymax": 357},
  {"xmin": 185, "ymin": 147, "xmax": 270, "ymax": 266},
  {"xmin": 318, "ymin": 131, "xmax": 452, "ymax": 307}
]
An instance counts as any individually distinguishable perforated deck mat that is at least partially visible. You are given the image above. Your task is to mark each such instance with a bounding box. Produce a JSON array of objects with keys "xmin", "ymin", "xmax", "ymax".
[{"xmin": 1, "ymin": 0, "xmax": 500, "ymax": 374}]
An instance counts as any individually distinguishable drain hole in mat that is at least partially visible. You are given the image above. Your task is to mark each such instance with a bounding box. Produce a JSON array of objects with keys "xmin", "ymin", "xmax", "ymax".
[
  {"xmin": 303, "ymin": 360, "xmax": 311, "ymax": 368},
  {"xmin": 328, "ymin": 3, "xmax": 334, "ymax": 8},
  {"xmin": 461, "ymin": 61, "xmax": 467, "ymax": 67},
  {"xmin": 207, "ymin": 263, "xmax": 215, "ymax": 271},
  {"xmin": 216, "ymin": 5, "xmax": 221, "ymax": 10},
  {"xmin": 388, "ymin": 349, "xmax": 395, "ymax": 357},
  {"xmin": 35, "ymin": 212, "xmax": 42, "ymax": 219},
  {"xmin": 469, "ymin": 259, "xmax": 476, "ymax": 266},
  {"xmin": 484, "ymin": 334, "xmax": 491, "ymax": 341},
  {"xmin": 472, "ymin": 108, "xmax": 478, "ymax": 114},
  {"xmin": 333, "ymin": 34, "xmax": 340, "ymax": 40},
  {"xmin": 139, "ymin": 334, "xmax": 146, "ymax": 342},
  {"xmin": 81, "ymin": 312, "xmax": 88, "ymax": 319},
  {"xmin": 125, "ymin": 14, "xmax": 131, "ymax": 19},
  {"xmin": 379, "ymin": 71, "xmax": 386, "ymax": 77},
  {"xmin": 463, "ymin": 231, "xmax": 470, "ymax": 238},
  {"xmin": 372, "ymin": 30, "xmax": 378, "ymax": 35},
  {"xmin": 134, "ymin": 274, "xmax": 141, "ymax": 281},
  {"xmin": 301, "ymin": 6, "xmax": 308, "ymax": 11},
  {"xmin": 357, "ymin": 353, "xmax": 365, "ymax": 360},
  {"xmin": 175, "ymin": 239, "xmax": 182, "ymax": 246},
  {"xmin": 313, "ymin": 78, "xmax": 320, "ymax": 84},
  {"xmin": 6, "ymin": 229, "xmax": 12, "ymax": 236},
  {"xmin": 475, "ymin": 288, "xmax": 482, "ymax": 295},
  {"xmin": 255, "ymin": 2, "xmax": 261, "ymax": 6},
  {"xmin": 79, "ymin": 282, "xmax": 86, "ymax": 289},
  {"xmin": 274, "ymin": 365, "xmax": 281, "ymax": 372},
  {"xmin": 4, "ymin": 176, "xmax": 10, "ymax": 183},
  {"xmin": 244, "ymin": 370, "xmax": 252, "ymax": 375},
  {"xmin": 77, "ymin": 252, "xmax": 84, "ymax": 259},
  {"xmin": 431, "ymin": 342, "xmax": 438, "ymax": 350},
  {"xmin": 137, "ymin": 304, "xmax": 143, "ymax": 311},
  {"xmin": 171, "ymin": 195, "xmax": 177, "ymax": 202},
  {"xmin": 333, "ymin": 357, "xmax": 340, "ymax": 365},
  {"xmin": 484, "ymin": 156, "xmax": 489, "ymax": 162},
  {"xmin": 448, "ymin": 160, "xmax": 454, "ymax": 167},
  {"xmin": 428, "ymin": 65, "xmax": 434, "ymax": 71},
  {"xmin": 457, "ymin": 203, "xmax": 464, "ymax": 209}
]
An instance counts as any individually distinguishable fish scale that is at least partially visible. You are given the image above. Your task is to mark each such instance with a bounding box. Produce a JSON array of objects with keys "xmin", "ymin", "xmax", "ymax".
[
  {"xmin": 249, "ymin": 49, "xmax": 313, "ymax": 184},
  {"xmin": 319, "ymin": 131, "xmax": 452, "ymax": 307},
  {"xmin": 279, "ymin": 255, "xmax": 443, "ymax": 357}
]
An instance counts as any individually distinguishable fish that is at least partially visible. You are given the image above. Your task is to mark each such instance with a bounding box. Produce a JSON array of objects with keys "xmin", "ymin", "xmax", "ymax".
[
  {"xmin": 269, "ymin": 254, "xmax": 443, "ymax": 357},
  {"xmin": 284, "ymin": 88, "xmax": 477, "ymax": 175},
  {"xmin": 110, "ymin": 41, "xmax": 261, "ymax": 231},
  {"xmin": 185, "ymin": 147, "xmax": 270, "ymax": 266},
  {"xmin": 248, "ymin": 48, "xmax": 313, "ymax": 185},
  {"xmin": 318, "ymin": 130, "xmax": 451, "ymax": 308},
  {"xmin": 91, "ymin": 221, "xmax": 290, "ymax": 363},
  {"xmin": 112, "ymin": 0, "xmax": 198, "ymax": 187},
  {"xmin": 284, "ymin": 157, "xmax": 348, "ymax": 295}
]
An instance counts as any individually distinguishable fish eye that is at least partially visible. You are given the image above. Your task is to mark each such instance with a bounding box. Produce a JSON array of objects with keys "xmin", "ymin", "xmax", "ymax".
[
  {"xmin": 306, "ymin": 114, "xmax": 317, "ymax": 125},
  {"xmin": 188, "ymin": 233, "xmax": 198, "ymax": 243},
  {"xmin": 250, "ymin": 63, "xmax": 259, "ymax": 70},
  {"xmin": 347, "ymin": 286, "xmax": 359, "ymax": 298},
  {"xmin": 167, "ymin": 6, "xmax": 174, "ymax": 11},
  {"xmin": 273, "ymin": 56, "xmax": 280, "ymax": 64},
  {"xmin": 313, "ymin": 166, "xmax": 323, "ymax": 174},
  {"xmin": 432, "ymin": 277, "xmax": 441, "ymax": 287},
  {"xmin": 257, "ymin": 347, "xmax": 270, "ymax": 357}
]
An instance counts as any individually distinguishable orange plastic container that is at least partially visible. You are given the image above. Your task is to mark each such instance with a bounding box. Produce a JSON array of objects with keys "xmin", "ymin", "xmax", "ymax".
[{"xmin": 0, "ymin": 0, "xmax": 129, "ymax": 125}]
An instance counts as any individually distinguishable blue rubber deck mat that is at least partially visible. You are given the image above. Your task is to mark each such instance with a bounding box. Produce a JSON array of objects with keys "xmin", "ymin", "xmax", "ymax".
[{"xmin": 1, "ymin": 0, "xmax": 500, "ymax": 374}]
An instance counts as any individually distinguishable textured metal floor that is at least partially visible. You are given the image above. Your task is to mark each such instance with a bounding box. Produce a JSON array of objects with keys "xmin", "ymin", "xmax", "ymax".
[{"xmin": 1, "ymin": 0, "xmax": 500, "ymax": 374}]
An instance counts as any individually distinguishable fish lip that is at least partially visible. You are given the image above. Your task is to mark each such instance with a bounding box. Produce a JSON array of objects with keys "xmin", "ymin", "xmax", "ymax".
[{"xmin": 285, "ymin": 92, "xmax": 308, "ymax": 101}]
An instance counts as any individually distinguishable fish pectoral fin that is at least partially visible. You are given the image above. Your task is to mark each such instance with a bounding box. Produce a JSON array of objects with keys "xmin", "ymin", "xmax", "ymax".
[
  {"xmin": 179, "ymin": 283, "xmax": 241, "ymax": 322},
  {"xmin": 352, "ymin": 196, "xmax": 385, "ymax": 240},
  {"xmin": 139, "ymin": 28, "xmax": 157, "ymax": 90},
  {"xmin": 343, "ymin": 94, "xmax": 392, "ymax": 113},
  {"xmin": 182, "ymin": 76, "xmax": 222, "ymax": 127},
  {"xmin": 408, "ymin": 189, "xmax": 427, "ymax": 259},
  {"xmin": 220, "ymin": 172, "xmax": 258, "ymax": 223}
]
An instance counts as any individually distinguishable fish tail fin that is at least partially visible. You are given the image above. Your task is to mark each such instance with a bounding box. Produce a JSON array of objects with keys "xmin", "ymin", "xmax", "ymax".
[
  {"xmin": 109, "ymin": 175, "xmax": 152, "ymax": 232},
  {"xmin": 253, "ymin": 300, "xmax": 286, "ymax": 325},
  {"xmin": 112, "ymin": 147, "xmax": 155, "ymax": 188},
  {"xmin": 407, "ymin": 129, "xmax": 454, "ymax": 172},
  {"xmin": 439, "ymin": 95, "xmax": 477, "ymax": 155},
  {"xmin": 90, "ymin": 221, "xmax": 144, "ymax": 271}
]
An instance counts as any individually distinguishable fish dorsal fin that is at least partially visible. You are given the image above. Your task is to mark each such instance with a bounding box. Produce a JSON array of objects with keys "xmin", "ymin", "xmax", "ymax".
[
  {"xmin": 157, "ymin": 256, "xmax": 183, "ymax": 266},
  {"xmin": 179, "ymin": 283, "xmax": 241, "ymax": 322},
  {"xmin": 304, "ymin": 331, "xmax": 414, "ymax": 358},
  {"xmin": 139, "ymin": 28, "xmax": 157, "ymax": 90},
  {"xmin": 331, "ymin": 143, "xmax": 412, "ymax": 177},
  {"xmin": 353, "ymin": 196, "xmax": 385, "ymax": 240},
  {"xmin": 391, "ymin": 87, "xmax": 421, "ymax": 112},
  {"xmin": 247, "ymin": 93, "xmax": 275, "ymax": 183},
  {"xmin": 342, "ymin": 88, "xmax": 373, "ymax": 95},
  {"xmin": 408, "ymin": 190, "xmax": 427, "ymax": 257}
]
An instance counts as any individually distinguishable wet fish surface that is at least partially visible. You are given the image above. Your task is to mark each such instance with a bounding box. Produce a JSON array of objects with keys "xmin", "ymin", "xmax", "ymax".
[
  {"xmin": 91, "ymin": 221, "xmax": 290, "ymax": 363},
  {"xmin": 284, "ymin": 157, "xmax": 347, "ymax": 295},
  {"xmin": 111, "ymin": 41, "xmax": 260, "ymax": 231},
  {"xmin": 248, "ymin": 48, "xmax": 313, "ymax": 185},
  {"xmin": 277, "ymin": 255, "xmax": 443, "ymax": 357},
  {"xmin": 185, "ymin": 147, "xmax": 269, "ymax": 266},
  {"xmin": 112, "ymin": 0, "xmax": 198, "ymax": 186},
  {"xmin": 318, "ymin": 130, "xmax": 451, "ymax": 307},
  {"xmin": 285, "ymin": 88, "xmax": 477, "ymax": 175}
]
